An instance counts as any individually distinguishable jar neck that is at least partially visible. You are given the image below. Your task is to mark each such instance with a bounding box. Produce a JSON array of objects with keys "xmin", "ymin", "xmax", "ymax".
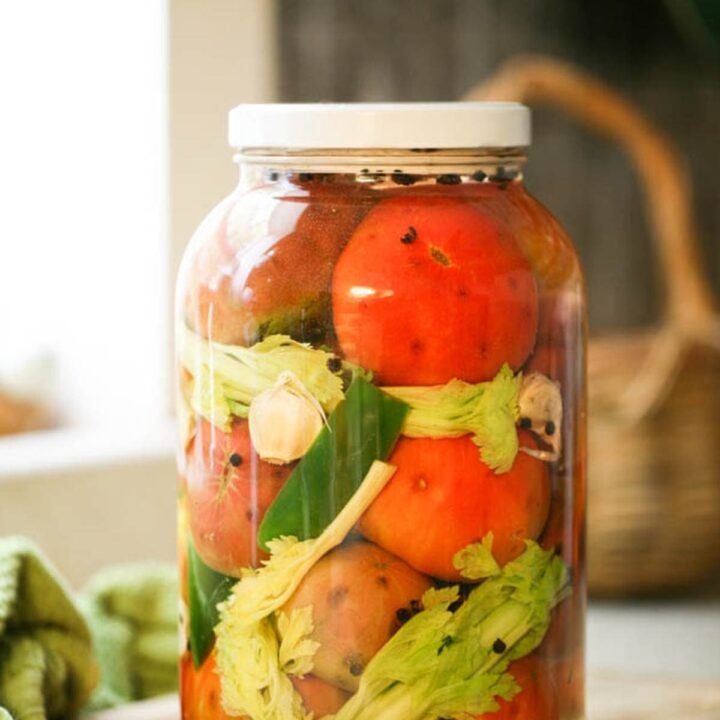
[{"xmin": 234, "ymin": 147, "xmax": 527, "ymax": 188}]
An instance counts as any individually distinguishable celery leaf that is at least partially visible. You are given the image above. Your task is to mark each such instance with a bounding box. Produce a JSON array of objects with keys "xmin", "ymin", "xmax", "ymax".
[
  {"xmin": 275, "ymin": 606, "xmax": 320, "ymax": 677},
  {"xmin": 452, "ymin": 533, "xmax": 501, "ymax": 580},
  {"xmin": 179, "ymin": 325, "xmax": 345, "ymax": 429},
  {"xmin": 382, "ymin": 364, "xmax": 521, "ymax": 473}
]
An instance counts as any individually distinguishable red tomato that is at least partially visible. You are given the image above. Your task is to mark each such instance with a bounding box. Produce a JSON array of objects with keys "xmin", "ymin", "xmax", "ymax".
[
  {"xmin": 181, "ymin": 652, "xmax": 239, "ymax": 720},
  {"xmin": 539, "ymin": 591, "xmax": 585, "ymax": 667},
  {"xmin": 492, "ymin": 184, "xmax": 579, "ymax": 292},
  {"xmin": 547, "ymin": 649, "xmax": 584, "ymax": 720},
  {"xmin": 291, "ymin": 675, "xmax": 351, "ymax": 717},
  {"xmin": 476, "ymin": 656, "xmax": 557, "ymax": 720},
  {"xmin": 186, "ymin": 184, "xmax": 370, "ymax": 346},
  {"xmin": 358, "ymin": 433, "xmax": 550, "ymax": 581},
  {"xmin": 282, "ymin": 542, "xmax": 432, "ymax": 692},
  {"xmin": 186, "ymin": 419, "xmax": 292, "ymax": 576},
  {"xmin": 332, "ymin": 196, "xmax": 538, "ymax": 385}
]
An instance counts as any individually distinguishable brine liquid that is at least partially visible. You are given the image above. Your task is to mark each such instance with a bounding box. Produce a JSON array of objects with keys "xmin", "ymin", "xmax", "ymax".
[{"xmin": 177, "ymin": 164, "xmax": 586, "ymax": 720}]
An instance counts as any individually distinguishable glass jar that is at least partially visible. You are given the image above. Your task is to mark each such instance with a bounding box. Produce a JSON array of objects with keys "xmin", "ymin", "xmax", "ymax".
[{"xmin": 176, "ymin": 103, "xmax": 586, "ymax": 720}]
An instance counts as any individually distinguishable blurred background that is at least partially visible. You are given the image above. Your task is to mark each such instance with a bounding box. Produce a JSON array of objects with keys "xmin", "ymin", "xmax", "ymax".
[{"xmin": 1, "ymin": 0, "xmax": 719, "ymax": 706}]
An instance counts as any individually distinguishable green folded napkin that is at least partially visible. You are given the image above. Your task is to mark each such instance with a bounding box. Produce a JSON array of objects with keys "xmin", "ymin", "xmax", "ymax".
[
  {"xmin": 0, "ymin": 537, "xmax": 97, "ymax": 720},
  {"xmin": 0, "ymin": 537, "xmax": 179, "ymax": 717},
  {"xmin": 80, "ymin": 563, "xmax": 178, "ymax": 711}
]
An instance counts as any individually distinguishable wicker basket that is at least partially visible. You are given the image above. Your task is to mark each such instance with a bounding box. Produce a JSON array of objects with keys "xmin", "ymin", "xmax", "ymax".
[{"xmin": 465, "ymin": 56, "xmax": 720, "ymax": 595}]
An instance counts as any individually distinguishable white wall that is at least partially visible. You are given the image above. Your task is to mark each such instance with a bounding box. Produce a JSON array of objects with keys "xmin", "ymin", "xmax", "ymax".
[
  {"xmin": 0, "ymin": 0, "xmax": 279, "ymax": 586},
  {"xmin": 0, "ymin": 0, "xmax": 169, "ymax": 431},
  {"xmin": 170, "ymin": 0, "xmax": 278, "ymax": 282}
]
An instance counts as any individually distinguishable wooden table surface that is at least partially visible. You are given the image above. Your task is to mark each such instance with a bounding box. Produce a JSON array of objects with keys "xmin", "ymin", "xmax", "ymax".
[{"xmin": 87, "ymin": 672, "xmax": 720, "ymax": 720}]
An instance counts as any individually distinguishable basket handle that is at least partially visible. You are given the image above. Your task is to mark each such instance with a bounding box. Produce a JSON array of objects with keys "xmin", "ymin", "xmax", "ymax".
[{"xmin": 463, "ymin": 55, "xmax": 717, "ymax": 338}]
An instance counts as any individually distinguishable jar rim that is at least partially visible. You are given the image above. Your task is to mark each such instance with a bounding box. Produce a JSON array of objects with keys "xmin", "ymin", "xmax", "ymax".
[{"xmin": 228, "ymin": 102, "xmax": 531, "ymax": 151}]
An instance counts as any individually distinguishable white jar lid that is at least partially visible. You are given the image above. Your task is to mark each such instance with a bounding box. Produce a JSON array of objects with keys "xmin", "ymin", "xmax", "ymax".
[{"xmin": 228, "ymin": 102, "xmax": 530, "ymax": 150}]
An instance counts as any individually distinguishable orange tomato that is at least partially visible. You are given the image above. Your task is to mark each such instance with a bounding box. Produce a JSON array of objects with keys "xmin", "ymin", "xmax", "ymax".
[
  {"xmin": 358, "ymin": 432, "xmax": 550, "ymax": 581},
  {"xmin": 181, "ymin": 652, "xmax": 239, "ymax": 720},
  {"xmin": 291, "ymin": 675, "xmax": 351, "ymax": 716}
]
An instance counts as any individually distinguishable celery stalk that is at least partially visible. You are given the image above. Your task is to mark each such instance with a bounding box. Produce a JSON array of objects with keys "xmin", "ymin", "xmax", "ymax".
[
  {"xmin": 178, "ymin": 325, "xmax": 344, "ymax": 429},
  {"xmin": 217, "ymin": 460, "xmax": 397, "ymax": 629},
  {"xmin": 215, "ymin": 461, "xmax": 397, "ymax": 719},
  {"xmin": 382, "ymin": 364, "xmax": 521, "ymax": 473},
  {"xmin": 180, "ymin": 325, "xmax": 522, "ymax": 473},
  {"xmin": 331, "ymin": 542, "xmax": 569, "ymax": 720}
]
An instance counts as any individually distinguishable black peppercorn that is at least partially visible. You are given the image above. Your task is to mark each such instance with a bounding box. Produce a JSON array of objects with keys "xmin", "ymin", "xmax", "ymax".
[
  {"xmin": 492, "ymin": 638, "xmax": 507, "ymax": 654},
  {"xmin": 437, "ymin": 635, "xmax": 453, "ymax": 655},
  {"xmin": 472, "ymin": 170, "xmax": 487, "ymax": 182},
  {"xmin": 326, "ymin": 357, "xmax": 342, "ymax": 373},
  {"xmin": 392, "ymin": 172, "xmax": 417, "ymax": 186},
  {"xmin": 489, "ymin": 166, "xmax": 518, "ymax": 183},
  {"xmin": 401, "ymin": 226, "xmax": 417, "ymax": 244},
  {"xmin": 395, "ymin": 607, "xmax": 412, "ymax": 623},
  {"xmin": 229, "ymin": 453, "xmax": 243, "ymax": 467},
  {"xmin": 437, "ymin": 174, "xmax": 462, "ymax": 185},
  {"xmin": 519, "ymin": 416, "xmax": 532, "ymax": 430},
  {"xmin": 545, "ymin": 420, "xmax": 556, "ymax": 436}
]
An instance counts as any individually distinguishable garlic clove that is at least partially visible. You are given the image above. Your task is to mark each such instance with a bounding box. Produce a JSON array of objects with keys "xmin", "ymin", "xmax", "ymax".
[
  {"xmin": 249, "ymin": 371, "xmax": 326, "ymax": 465},
  {"xmin": 517, "ymin": 372, "xmax": 563, "ymax": 461}
]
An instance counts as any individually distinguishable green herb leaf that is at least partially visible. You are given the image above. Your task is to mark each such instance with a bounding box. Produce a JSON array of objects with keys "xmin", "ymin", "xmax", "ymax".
[
  {"xmin": 258, "ymin": 377, "xmax": 408, "ymax": 549},
  {"xmin": 187, "ymin": 541, "xmax": 235, "ymax": 668}
]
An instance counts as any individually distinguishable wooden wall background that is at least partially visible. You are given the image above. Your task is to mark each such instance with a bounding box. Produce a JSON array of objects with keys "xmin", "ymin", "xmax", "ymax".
[{"xmin": 276, "ymin": 0, "xmax": 720, "ymax": 332}]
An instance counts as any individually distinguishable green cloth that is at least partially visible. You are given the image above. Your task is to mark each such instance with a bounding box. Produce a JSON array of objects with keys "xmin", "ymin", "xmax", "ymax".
[
  {"xmin": 0, "ymin": 537, "xmax": 97, "ymax": 720},
  {"xmin": 0, "ymin": 538, "xmax": 179, "ymax": 717},
  {"xmin": 80, "ymin": 563, "xmax": 178, "ymax": 710}
]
